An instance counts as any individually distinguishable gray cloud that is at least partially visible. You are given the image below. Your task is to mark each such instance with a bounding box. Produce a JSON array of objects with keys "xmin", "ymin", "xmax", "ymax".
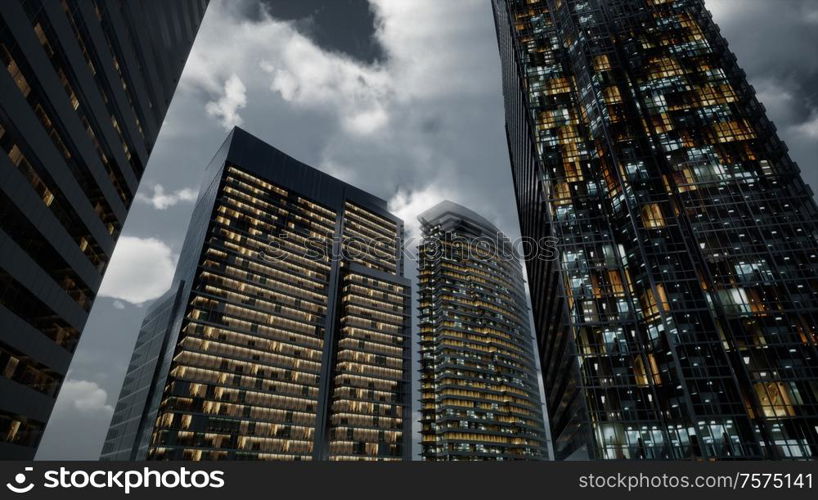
[
  {"xmin": 135, "ymin": 184, "xmax": 198, "ymax": 210},
  {"xmin": 205, "ymin": 74, "xmax": 248, "ymax": 129},
  {"xmin": 262, "ymin": 0, "xmax": 386, "ymax": 65},
  {"xmin": 232, "ymin": 0, "xmax": 386, "ymax": 65}
]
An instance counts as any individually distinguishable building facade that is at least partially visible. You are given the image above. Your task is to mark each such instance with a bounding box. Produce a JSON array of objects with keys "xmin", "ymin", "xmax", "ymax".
[
  {"xmin": 0, "ymin": 0, "xmax": 207, "ymax": 459},
  {"xmin": 99, "ymin": 282, "xmax": 187, "ymax": 461},
  {"xmin": 102, "ymin": 127, "xmax": 412, "ymax": 461},
  {"xmin": 418, "ymin": 201, "xmax": 548, "ymax": 460},
  {"xmin": 493, "ymin": 0, "xmax": 818, "ymax": 459}
]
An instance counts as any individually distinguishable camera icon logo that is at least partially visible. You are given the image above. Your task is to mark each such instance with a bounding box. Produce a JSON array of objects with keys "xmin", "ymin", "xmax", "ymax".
[{"xmin": 6, "ymin": 467, "xmax": 34, "ymax": 494}]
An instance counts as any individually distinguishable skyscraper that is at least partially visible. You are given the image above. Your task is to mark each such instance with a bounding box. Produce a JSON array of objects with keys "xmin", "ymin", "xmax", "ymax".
[
  {"xmin": 0, "ymin": 0, "xmax": 207, "ymax": 459},
  {"xmin": 100, "ymin": 281, "xmax": 187, "ymax": 461},
  {"xmin": 102, "ymin": 127, "xmax": 412, "ymax": 461},
  {"xmin": 418, "ymin": 201, "xmax": 548, "ymax": 460},
  {"xmin": 493, "ymin": 0, "xmax": 818, "ymax": 460}
]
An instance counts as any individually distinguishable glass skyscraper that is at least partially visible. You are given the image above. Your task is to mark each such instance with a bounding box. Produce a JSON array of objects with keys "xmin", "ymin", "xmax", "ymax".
[
  {"xmin": 418, "ymin": 201, "xmax": 548, "ymax": 460},
  {"xmin": 493, "ymin": 0, "xmax": 818, "ymax": 459},
  {"xmin": 102, "ymin": 127, "xmax": 412, "ymax": 461},
  {"xmin": 0, "ymin": 0, "xmax": 207, "ymax": 459}
]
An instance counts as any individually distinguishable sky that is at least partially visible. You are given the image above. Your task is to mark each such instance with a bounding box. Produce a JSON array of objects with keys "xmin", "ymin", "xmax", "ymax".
[{"xmin": 36, "ymin": 0, "xmax": 818, "ymax": 460}]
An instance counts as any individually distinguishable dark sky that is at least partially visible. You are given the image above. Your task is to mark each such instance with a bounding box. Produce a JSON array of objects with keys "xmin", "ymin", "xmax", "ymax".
[{"xmin": 36, "ymin": 0, "xmax": 818, "ymax": 460}]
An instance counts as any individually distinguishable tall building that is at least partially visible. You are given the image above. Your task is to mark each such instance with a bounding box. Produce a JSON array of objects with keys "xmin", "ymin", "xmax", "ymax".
[
  {"xmin": 493, "ymin": 0, "xmax": 818, "ymax": 460},
  {"xmin": 99, "ymin": 282, "xmax": 187, "ymax": 461},
  {"xmin": 102, "ymin": 127, "xmax": 412, "ymax": 461},
  {"xmin": 418, "ymin": 201, "xmax": 548, "ymax": 460},
  {"xmin": 0, "ymin": 0, "xmax": 208, "ymax": 459}
]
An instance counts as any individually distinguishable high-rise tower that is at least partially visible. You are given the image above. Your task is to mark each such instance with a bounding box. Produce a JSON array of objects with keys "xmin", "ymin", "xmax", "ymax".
[
  {"xmin": 0, "ymin": 0, "xmax": 208, "ymax": 459},
  {"xmin": 418, "ymin": 201, "xmax": 548, "ymax": 460},
  {"xmin": 102, "ymin": 127, "xmax": 412, "ymax": 461},
  {"xmin": 493, "ymin": 0, "xmax": 818, "ymax": 459}
]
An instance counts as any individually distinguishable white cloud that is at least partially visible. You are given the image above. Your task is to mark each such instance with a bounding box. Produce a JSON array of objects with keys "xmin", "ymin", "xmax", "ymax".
[
  {"xmin": 260, "ymin": 36, "xmax": 392, "ymax": 136},
  {"xmin": 98, "ymin": 236, "xmax": 177, "ymax": 304},
  {"xmin": 343, "ymin": 106, "xmax": 389, "ymax": 136},
  {"xmin": 389, "ymin": 185, "xmax": 452, "ymax": 242},
  {"xmin": 135, "ymin": 184, "xmax": 197, "ymax": 210},
  {"xmin": 205, "ymin": 73, "xmax": 247, "ymax": 129},
  {"xmin": 112, "ymin": 300, "xmax": 126, "ymax": 310},
  {"xmin": 182, "ymin": 0, "xmax": 497, "ymax": 143},
  {"xmin": 58, "ymin": 380, "xmax": 114, "ymax": 414}
]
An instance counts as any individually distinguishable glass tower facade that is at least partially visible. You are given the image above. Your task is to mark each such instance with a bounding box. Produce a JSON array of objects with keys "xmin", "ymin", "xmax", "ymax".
[
  {"xmin": 418, "ymin": 201, "xmax": 548, "ymax": 460},
  {"xmin": 99, "ymin": 282, "xmax": 187, "ymax": 461},
  {"xmin": 0, "ymin": 0, "xmax": 207, "ymax": 459},
  {"xmin": 102, "ymin": 127, "xmax": 412, "ymax": 461},
  {"xmin": 493, "ymin": 0, "xmax": 818, "ymax": 459}
]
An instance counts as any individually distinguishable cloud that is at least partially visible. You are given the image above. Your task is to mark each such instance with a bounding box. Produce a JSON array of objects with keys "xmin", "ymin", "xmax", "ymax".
[
  {"xmin": 703, "ymin": 0, "xmax": 746, "ymax": 21},
  {"xmin": 112, "ymin": 300, "xmax": 126, "ymax": 310},
  {"xmin": 36, "ymin": 380, "xmax": 114, "ymax": 460},
  {"xmin": 59, "ymin": 379, "xmax": 114, "ymax": 414},
  {"xmin": 183, "ymin": 0, "xmax": 499, "ymax": 144},
  {"xmin": 97, "ymin": 236, "xmax": 177, "ymax": 304},
  {"xmin": 343, "ymin": 106, "xmax": 390, "ymax": 136},
  {"xmin": 205, "ymin": 74, "xmax": 248, "ymax": 129},
  {"xmin": 792, "ymin": 114, "xmax": 818, "ymax": 138},
  {"xmin": 176, "ymin": 0, "xmax": 524, "ymax": 238},
  {"xmin": 185, "ymin": 1, "xmax": 393, "ymax": 137},
  {"xmin": 389, "ymin": 185, "xmax": 452, "ymax": 242},
  {"xmin": 754, "ymin": 79, "xmax": 796, "ymax": 123},
  {"xmin": 260, "ymin": 37, "xmax": 392, "ymax": 136},
  {"xmin": 135, "ymin": 184, "xmax": 198, "ymax": 210}
]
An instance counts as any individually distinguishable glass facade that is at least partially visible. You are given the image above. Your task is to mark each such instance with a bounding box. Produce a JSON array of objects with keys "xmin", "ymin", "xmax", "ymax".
[
  {"xmin": 418, "ymin": 201, "xmax": 548, "ymax": 460},
  {"xmin": 493, "ymin": 0, "xmax": 818, "ymax": 459},
  {"xmin": 104, "ymin": 128, "xmax": 412, "ymax": 461},
  {"xmin": 100, "ymin": 282, "xmax": 187, "ymax": 461},
  {"xmin": 327, "ymin": 205, "xmax": 409, "ymax": 460},
  {"xmin": 0, "ymin": 0, "xmax": 207, "ymax": 459}
]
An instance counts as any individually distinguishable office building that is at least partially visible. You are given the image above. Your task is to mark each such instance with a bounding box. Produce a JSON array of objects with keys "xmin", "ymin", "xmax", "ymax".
[
  {"xmin": 0, "ymin": 0, "xmax": 208, "ymax": 459},
  {"xmin": 418, "ymin": 201, "xmax": 548, "ymax": 460},
  {"xmin": 493, "ymin": 0, "xmax": 818, "ymax": 459},
  {"xmin": 102, "ymin": 127, "xmax": 412, "ymax": 461},
  {"xmin": 99, "ymin": 282, "xmax": 187, "ymax": 461}
]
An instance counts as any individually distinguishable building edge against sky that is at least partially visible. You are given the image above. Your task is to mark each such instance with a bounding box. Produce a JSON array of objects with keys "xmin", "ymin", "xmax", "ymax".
[
  {"xmin": 102, "ymin": 127, "xmax": 412, "ymax": 461},
  {"xmin": 99, "ymin": 281, "xmax": 187, "ymax": 461},
  {"xmin": 0, "ymin": 0, "xmax": 208, "ymax": 459},
  {"xmin": 418, "ymin": 201, "xmax": 550, "ymax": 460},
  {"xmin": 493, "ymin": 0, "xmax": 818, "ymax": 460}
]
